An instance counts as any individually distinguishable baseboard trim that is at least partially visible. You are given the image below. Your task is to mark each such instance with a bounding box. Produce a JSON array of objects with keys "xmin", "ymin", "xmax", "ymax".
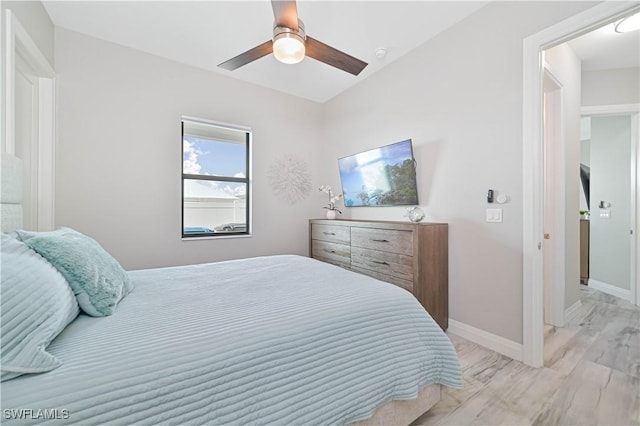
[
  {"xmin": 588, "ymin": 279, "xmax": 632, "ymax": 301},
  {"xmin": 447, "ymin": 319, "xmax": 523, "ymax": 362},
  {"xmin": 564, "ymin": 299, "xmax": 582, "ymax": 324}
]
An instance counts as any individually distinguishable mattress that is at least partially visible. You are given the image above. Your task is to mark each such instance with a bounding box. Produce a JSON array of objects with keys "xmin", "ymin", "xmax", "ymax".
[{"xmin": 1, "ymin": 255, "xmax": 461, "ymax": 425}]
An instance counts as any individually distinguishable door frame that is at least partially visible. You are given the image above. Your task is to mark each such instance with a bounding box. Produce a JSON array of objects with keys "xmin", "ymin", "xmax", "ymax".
[
  {"xmin": 635, "ymin": 113, "xmax": 640, "ymax": 307},
  {"xmin": 3, "ymin": 9, "xmax": 56, "ymax": 230},
  {"xmin": 522, "ymin": 1, "xmax": 640, "ymax": 367}
]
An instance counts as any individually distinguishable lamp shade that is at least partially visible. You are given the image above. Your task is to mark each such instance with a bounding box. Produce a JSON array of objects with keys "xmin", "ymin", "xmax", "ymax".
[
  {"xmin": 273, "ymin": 31, "xmax": 305, "ymax": 64},
  {"xmin": 272, "ymin": 22, "xmax": 306, "ymax": 65},
  {"xmin": 615, "ymin": 12, "xmax": 640, "ymax": 33}
]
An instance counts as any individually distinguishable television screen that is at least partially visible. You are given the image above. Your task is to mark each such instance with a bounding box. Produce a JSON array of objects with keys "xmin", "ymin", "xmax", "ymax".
[{"xmin": 338, "ymin": 139, "xmax": 418, "ymax": 207}]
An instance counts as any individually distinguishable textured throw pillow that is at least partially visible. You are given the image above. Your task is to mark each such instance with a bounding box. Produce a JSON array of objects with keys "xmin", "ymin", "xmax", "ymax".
[
  {"xmin": 1, "ymin": 233, "xmax": 80, "ymax": 381},
  {"xmin": 16, "ymin": 227, "xmax": 133, "ymax": 317}
]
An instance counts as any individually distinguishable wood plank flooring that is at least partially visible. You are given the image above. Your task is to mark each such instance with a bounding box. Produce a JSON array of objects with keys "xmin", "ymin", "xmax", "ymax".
[{"xmin": 413, "ymin": 285, "xmax": 640, "ymax": 425}]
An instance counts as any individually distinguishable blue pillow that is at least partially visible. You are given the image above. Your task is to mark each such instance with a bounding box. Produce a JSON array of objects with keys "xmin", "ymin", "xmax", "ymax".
[
  {"xmin": 1, "ymin": 234, "xmax": 79, "ymax": 381},
  {"xmin": 16, "ymin": 227, "xmax": 133, "ymax": 317}
]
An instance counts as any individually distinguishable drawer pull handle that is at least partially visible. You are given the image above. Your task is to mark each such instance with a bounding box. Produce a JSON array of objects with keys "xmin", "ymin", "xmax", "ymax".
[
  {"xmin": 323, "ymin": 232, "xmax": 336, "ymax": 236},
  {"xmin": 371, "ymin": 260, "xmax": 389, "ymax": 265},
  {"xmin": 323, "ymin": 249, "xmax": 337, "ymax": 254},
  {"xmin": 371, "ymin": 239, "xmax": 389, "ymax": 243}
]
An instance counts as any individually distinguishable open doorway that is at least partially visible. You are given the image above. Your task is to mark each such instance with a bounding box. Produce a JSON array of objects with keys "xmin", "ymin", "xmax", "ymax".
[
  {"xmin": 523, "ymin": 2, "xmax": 640, "ymax": 368},
  {"xmin": 541, "ymin": 18, "xmax": 639, "ymax": 363}
]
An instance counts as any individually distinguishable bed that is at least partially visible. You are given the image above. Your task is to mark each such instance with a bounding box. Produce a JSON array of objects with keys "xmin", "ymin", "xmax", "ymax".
[{"xmin": 0, "ymin": 154, "xmax": 462, "ymax": 425}]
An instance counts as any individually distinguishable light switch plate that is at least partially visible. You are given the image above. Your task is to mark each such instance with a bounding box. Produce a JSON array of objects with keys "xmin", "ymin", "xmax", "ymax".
[{"xmin": 486, "ymin": 208, "xmax": 503, "ymax": 223}]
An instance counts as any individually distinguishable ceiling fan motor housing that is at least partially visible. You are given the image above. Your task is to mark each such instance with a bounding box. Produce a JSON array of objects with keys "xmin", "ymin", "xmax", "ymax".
[
  {"xmin": 272, "ymin": 19, "xmax": 306, "ymax": 64},
  {"xmin": 218, "ymin": 1, "xmax": 367, "ymax": 77}
]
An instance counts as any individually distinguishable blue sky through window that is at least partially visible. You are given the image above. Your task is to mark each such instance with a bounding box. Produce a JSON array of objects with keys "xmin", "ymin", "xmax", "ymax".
[{"xmin": 183, "ymin": 136, "xmax": 246, "ymax": 178}]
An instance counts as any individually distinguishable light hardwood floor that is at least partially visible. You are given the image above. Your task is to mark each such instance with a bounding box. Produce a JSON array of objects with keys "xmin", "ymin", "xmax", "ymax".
[{"xmin": 413, "ymin": 285, "xmax": 640, "ymax": 425}]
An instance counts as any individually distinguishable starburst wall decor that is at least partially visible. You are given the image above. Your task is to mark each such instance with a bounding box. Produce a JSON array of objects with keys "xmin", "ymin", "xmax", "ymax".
[{"xmin": 267, "ymin": 155, "xmax": 312, "ymax": 205}]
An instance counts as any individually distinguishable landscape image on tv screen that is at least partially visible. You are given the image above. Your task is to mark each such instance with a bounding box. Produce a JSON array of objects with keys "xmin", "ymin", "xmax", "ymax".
[{"xmin": 338, "ymin": 139, "xmax": 418, "ymax": 207}]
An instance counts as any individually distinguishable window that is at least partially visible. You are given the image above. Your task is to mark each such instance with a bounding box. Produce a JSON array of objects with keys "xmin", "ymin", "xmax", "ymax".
[{"xmin": 182, "ymin": 117, "xmax": 251, "ymax": 238}]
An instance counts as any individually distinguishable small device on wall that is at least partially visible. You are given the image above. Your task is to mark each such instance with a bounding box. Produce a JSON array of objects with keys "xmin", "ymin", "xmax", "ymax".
[{"xmin": 487, "ymin": 189, "xmax": 509, "ymax": 204}]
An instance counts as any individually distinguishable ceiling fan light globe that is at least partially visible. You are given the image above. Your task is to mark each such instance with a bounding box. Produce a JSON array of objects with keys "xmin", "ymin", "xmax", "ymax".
[
  {"xmin": 615, "ymin": 12, "xmax": 640, "ymax": 33},
  {"xmin": 273, "ymin": 33, "xmax": 305, "ymax": 64}
]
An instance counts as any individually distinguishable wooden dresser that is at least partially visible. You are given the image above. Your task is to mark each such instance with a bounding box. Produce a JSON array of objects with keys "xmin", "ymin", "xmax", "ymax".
[{"xmin": 309, "ymin": 219, "xmax": 448, "ymax": 330}]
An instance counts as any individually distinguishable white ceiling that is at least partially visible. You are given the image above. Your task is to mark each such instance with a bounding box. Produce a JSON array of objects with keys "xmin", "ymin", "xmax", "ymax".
[
  {"xmin": 42, "ymin": 1, "xmax": 639, "ymax": 103},
  {"xmin": 42, "ymin": 1, "xmax": 489, "ymax": 103},
  {"xmin": 567, "ymin": 15, "xmax": 640, "ymax": 71}
]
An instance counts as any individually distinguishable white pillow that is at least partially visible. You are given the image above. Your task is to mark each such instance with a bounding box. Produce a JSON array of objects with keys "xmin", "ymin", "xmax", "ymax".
[{"xmin": 1, "ymin": 234, "xmax": 79, "ymax": 381}]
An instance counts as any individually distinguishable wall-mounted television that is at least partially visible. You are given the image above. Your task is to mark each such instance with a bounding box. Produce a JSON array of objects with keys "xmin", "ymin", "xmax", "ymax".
[{"xmin": 338, "ymin": 139, "xmax": 418, "ymax": 207}]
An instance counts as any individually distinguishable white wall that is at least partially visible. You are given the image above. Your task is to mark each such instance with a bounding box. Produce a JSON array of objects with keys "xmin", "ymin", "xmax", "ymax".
[
  {"xmin": 590, "ymin": 115, "xmax": 632, "ymax": 291},
  {"xmin": 544, "ymin": 43, "xmax": 582, "ymax": 311},
  {"xmin": 321, "ymin": 1, "xmax": 595, "ymax": 343},
  {"xmin": 54, "ymin": 28, "xmax": 324, "ymax": 270},
  {"xmin": 582, "ymin": 68, "xmax": 640, "ymax": 107},
  {"xmin": 580, "ymin": 137, "xmax": 590, "ymax": 212}
]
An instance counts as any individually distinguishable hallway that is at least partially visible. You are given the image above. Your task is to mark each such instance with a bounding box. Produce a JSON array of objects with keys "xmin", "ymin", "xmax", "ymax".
[{"xmin": 416, "ymin": 286, "xmax": 639, "ymax": 425}]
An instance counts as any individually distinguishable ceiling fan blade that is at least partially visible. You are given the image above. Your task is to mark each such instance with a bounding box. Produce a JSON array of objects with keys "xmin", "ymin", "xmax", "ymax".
[
  {"xmin": 271, "ymin": 0, "xmax": 299, "ymax": 30},
  {"xmin": 305, "ymin": 36, "xmax": 368, "ymax": 76},
  {"xmin": 218, "ymin": 40, "xmax": 273, "ymax": 71}
]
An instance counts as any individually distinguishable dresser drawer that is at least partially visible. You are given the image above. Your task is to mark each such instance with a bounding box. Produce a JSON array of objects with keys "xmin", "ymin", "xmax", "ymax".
[
  {"xmin": 351, "ymin": 266, "xmax": 414, "ymax": 293},
  {"xmin": 351, "ymin": 227, "xmax": 413, "ymax": 256},
  {"xmin": 351, "ymin": 246, "xmax": 414, "ymax": 281},
  {"xmin": 311, "ymin": 240, "xmax": 351, "ymax": 267},
  {"xmin": 311, "ymin": 224, "xmax": 350, "ymax": 245}
]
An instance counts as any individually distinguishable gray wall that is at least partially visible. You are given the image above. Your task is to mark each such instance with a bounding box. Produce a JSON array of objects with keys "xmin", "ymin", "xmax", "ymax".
[
  {"xmin": 582, "ymin": 68, "xmax": 640, "ymax": 106},
  {"xmin": 54, "ymin": 28, "xmax": 324, "ymax": 270},
  {"xmin": 590, "ymin": 116, "xmax": 632, "ymax": 291},
  {"xmin": 321, "ymin": 1, "xmax": 595, "ymax": 343},
  {"xmin": 580, "ymin": 124, "xmax": 591, "ymax": 210}
]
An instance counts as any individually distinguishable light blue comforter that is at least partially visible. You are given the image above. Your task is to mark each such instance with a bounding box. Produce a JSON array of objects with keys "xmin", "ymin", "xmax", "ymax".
[{"xmin": 2, "ymin": 255, "xmax": 462, "ymax": 425}]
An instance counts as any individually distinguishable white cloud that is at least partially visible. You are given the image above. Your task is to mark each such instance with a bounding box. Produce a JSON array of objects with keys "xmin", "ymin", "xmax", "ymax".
[
  {"xmin": 223, "ymin": 184, "xmax": 246, "ymax": 197},
  {"xmin": 183, "ymin": 139, "xmax": 202, "ymax": 174},
  {"xmin": 234, "ymin": 172, "xmax": 245, "ymax": 178}
]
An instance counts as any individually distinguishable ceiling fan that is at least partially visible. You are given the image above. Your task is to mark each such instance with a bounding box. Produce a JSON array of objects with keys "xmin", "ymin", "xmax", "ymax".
[{"xmin": 218, "ymin": 0, "xmax": 368, "ymax": 76}]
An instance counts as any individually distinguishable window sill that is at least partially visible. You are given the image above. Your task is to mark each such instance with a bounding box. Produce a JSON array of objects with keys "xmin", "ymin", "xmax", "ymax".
[{"xmin": 181, "ymin": 233, "xmax": 252, "ymax": 241}]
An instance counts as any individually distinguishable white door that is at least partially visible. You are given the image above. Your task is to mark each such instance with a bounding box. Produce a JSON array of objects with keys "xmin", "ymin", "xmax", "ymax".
[
  {"xmin": 543, "ymin": 69, "xmax": 565, "ymax": 326},
  {"xmin": 587, "ymin": 114, "xmax": 635, "ymax": 301}
]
